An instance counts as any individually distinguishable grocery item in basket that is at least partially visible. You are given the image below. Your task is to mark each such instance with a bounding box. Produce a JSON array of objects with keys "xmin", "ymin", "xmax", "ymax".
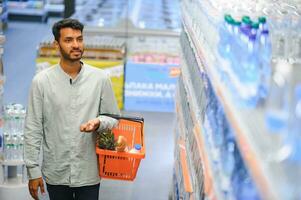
[
  {"xmin": 115, "ymin": 135, "xmax": 128, "ymax": 152},
  {"xmin": 97, "ymin": 130, "xmax": 115, "ymax": 150},
  {"xmin": 129, "ymin": 144, "xmax": 142, "ymax": 153}
]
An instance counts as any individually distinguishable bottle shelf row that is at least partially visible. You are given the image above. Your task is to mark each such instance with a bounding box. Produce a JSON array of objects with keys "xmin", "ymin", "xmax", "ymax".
[
  {"xmin": 0, "ymin": 159, "xmax": 25, "ymax": 166},
  {"xmin": 180, "ymin": 3, "xmax": 290, "ymax": 200}
]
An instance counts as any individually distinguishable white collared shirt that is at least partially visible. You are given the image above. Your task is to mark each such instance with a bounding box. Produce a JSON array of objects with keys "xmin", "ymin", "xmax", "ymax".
[{"xmin": 24, "ymin": 63, "xmax": 120, "ymax": 186}]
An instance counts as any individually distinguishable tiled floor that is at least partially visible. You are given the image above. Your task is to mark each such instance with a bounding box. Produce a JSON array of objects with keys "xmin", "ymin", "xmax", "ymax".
[{"xmin": 2, "ymin": 19, "xmax": 175, "ymax": 200}]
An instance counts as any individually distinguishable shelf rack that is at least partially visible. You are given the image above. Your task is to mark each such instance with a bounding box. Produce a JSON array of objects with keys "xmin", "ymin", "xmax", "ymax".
[{"xmin": 179, "ymin": 2, "xmax": 291, "ymax": 199}]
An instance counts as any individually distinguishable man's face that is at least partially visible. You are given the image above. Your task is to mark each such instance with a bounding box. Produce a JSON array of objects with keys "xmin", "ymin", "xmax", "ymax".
[{"xmin": 56, "ymin": 28, "xmax": 84, "ymax": 62}]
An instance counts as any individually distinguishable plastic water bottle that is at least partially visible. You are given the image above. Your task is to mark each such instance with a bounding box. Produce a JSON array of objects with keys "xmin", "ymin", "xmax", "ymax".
[
  {"xmin": 265, "ymin": 61, "xmax": 293, "ymax": 161},
  {"xmin": 218, "ymin": 15, "xmax": 235, "ymax": 59},
  {"xmin": 129, "ymin": 144, "xmax": 141, "ymax": 153},
  {"xmin": 288, "ymin": 13, "xmax": 301, "ymax": 64},
  {"xmin": 4, "ymin": 134, "xmax": 11, "ymax": 160},
  {"xmin": 258, "ymin": 16, "xmax": 268, "ymax": 31},
  {"xmin": 258, "ymin": 30, "xmax": 272, "ymax": 100},
  {"xmin": 230, "ymin": 24, "xmax": 249, "ymax": 79},
  {"xmin": 285, "ymin": 84, "xmax": 301, "ymax": 163},
  {"xmin": 3, "ymin": 103, "xmax": 26, "ymax": 161},
  {"xmin": 232, "ymin": 148, "xmax": 260, "ymax": 200},
  {"xmin": 265, "ymin": 60, "xmax": 292, "ymax": 133},
  {"xmin": 221, "ymin": 129, "xmax": 235, "ymax": 196},
  {"xmin": 240, "ymin": 33, "xmax": 260, "ymax": 107},
  {"xmin": 270, "ymin": 17, "xmax": 288, "ymax": 61},
  {"xmin": 251, "ymin": 22, "xmax": 259, "ymax": 36},
  {"xmin": 241, "ymin": 16, "xmax": 252, "ymax": 29}
]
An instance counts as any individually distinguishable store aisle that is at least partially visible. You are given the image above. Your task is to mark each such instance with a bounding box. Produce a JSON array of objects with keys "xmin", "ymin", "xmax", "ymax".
[
  {"xmin": 3, "ymin": 21, "xmax": 51, "ymax": 105},
  {"xmin": 2, "ymin": 20, "xmax": 175, "ymax": 200}
]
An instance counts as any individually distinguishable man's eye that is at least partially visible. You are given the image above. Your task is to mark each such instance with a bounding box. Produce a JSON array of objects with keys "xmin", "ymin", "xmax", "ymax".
[
  {"xmin": 65, "ymin": 39, "xmax": 72, "ymax": 43},
  {"xmin": 78, "ymin": 38, "xmax": 83, "ymax": 42}
]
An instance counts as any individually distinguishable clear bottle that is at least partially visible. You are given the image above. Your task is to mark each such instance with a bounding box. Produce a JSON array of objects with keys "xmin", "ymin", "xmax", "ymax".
[
  {"xmin": 258, "ymin": 16, "xmax": 268, "ymax": 31},
  {"xmin": 265, "ymin": 60, "xmax": 292, "ymax": 133},
  {"xmin": 285, "ymin": 84, "xmax": 301, "ymax": 163},
  {"xmin": 278, "ymin": 84, "xmax": 301, "ymax": 199},
  {"xmin": 240, "ymin": 33, "xmax": 260, "ymax": 107},
  {"xmin": 265, "ymin": 60, "xmax": 293, "ymax": 161},
  {"xmin": 251, "ymin": 22, "xmax": 259, "ymax": 36},
  {"xmin": 218, "ymin": 14, "xmax": 235, "ymax": 59},
  {"xmin": 288, "ymin": 12, "xmax": 301, "ymax": 64},
  {"xmin": 258, "ymin": 30, "xmax": 272, "ymax": 100}
]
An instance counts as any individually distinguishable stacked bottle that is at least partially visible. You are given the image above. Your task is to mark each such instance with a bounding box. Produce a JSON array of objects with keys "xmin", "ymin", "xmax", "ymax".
[
  {"xmin": 218, "ymin": 14, "xmax": 272, "ymax": 107},
  {"xmin": 3, "ymin": 103, "xmax": 26, "ymax": 161}
]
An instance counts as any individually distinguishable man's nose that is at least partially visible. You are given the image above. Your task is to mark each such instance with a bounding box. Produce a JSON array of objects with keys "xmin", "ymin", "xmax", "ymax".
[{"xmin": 72, "ymin": 40, "xmax": 79, "ymax": 48}]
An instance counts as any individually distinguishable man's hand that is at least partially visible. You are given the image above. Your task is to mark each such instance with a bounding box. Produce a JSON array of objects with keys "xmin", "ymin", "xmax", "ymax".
[
  {"xmin": 28, "ymin": 177, "xmax": 45, "ymax": 200},
  {"xmin": 80, "ymin": 118, "xmax": 100, "ymax": 132}
]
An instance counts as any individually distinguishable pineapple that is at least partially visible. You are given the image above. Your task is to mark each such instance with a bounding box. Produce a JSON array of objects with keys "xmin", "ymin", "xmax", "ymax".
[{"xmin": 97, "ymin": 130, "xmax": 115, "ymax": 150}]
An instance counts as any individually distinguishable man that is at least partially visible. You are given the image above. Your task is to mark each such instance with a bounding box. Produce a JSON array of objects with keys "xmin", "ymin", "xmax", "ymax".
[{"xmin": 24, "ymin": 18, "xmax": 120, "ymax": 200}]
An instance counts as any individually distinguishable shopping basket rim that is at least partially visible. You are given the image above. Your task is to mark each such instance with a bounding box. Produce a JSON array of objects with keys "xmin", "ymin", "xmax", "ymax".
[{"xmin": 96, "ymin": 146, "xmax": 145, "ymax": 159}]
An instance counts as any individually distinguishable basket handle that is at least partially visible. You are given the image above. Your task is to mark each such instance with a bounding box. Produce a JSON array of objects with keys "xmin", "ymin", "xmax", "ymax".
[{"xmin": 100, "ymin": 113, "xmax": 144, "ymax": 123}]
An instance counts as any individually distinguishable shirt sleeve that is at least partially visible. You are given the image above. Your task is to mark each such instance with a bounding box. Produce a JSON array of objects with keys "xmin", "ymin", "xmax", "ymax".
[
  {"xmin": 24, "ymin": 76, "xmax": 43, "ymax": 180},
  {"xmin": 97, "ymin": 74, "xmax": 121, "ymax": 132}
]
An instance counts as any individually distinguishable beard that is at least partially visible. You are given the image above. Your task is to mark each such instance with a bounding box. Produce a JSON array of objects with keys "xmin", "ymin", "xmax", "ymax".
[{"xmin": 58, "ymin": 44, "xmax": 84, "ymax": 62}]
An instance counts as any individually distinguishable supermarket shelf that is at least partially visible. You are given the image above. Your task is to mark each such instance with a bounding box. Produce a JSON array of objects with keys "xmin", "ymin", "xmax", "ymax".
[
  {"xmin": 0, "ymin": 160, "xmax": 25, "ymax": 166},
  {"xmin": 8, "ymin": 8, "xmax": 46, "ymax": 16},
  {"xmin": 84, "ymin": 26, "xmax": 180, "ymax": 38},
  {"xmin": 179, "ymin": 55, "xmax": 224, "ymax": 200},
  {"xmin": 8, "ymin": 7, "xmax": 47, "ymax": 22},
  {"xmin": 178, "ymin": 140, "xmax": 193, "ymax": 193},
  {"xmin": 176, "ymin": 99, "xmax": 202, "ymax": 200},
  {"xmin": 0, "ymin": 176, "xmax": 26, "ymax": 189},
  {"xmin": 45, "ymin": 3, "xmax": 64, "ymax": 12},
  {"xmin": 181, "ymin": 9, "xmax": 284, "ymax": 200},
  {"xmin": 0, "ymin": 175, "xmax": 30, "ymax": 200}
]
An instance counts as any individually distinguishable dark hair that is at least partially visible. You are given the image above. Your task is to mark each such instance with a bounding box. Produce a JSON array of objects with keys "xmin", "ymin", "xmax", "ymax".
[{"xmin": 52, "ymin": 18, "xmax": 84, "ymax": 41}]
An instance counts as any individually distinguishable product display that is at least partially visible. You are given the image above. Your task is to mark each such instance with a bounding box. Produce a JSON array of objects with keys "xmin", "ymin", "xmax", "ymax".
[
  {"xmin": 45, "ymin": 0, "xmax": 64, "ymax": 16},
  {"xmin": 71, "ymin": 0, "xmax": 180, "ymax": 30},
  {"xmin": 0, "ymin": 104, "xmax": 28, "ymax": 199},
  {"xmin": 127, "ymin": 36, "xmax": 180, "ymax": 65},
  {"xmin": 172, "ymin": 0, "xmax": 301, "ymax": 200}
]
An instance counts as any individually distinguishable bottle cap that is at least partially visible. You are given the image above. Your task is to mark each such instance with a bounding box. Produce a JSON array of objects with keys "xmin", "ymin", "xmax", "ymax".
[
  {"xmin": 251, "ymin": 22, "xmax": 259, "ymax": 29},
  {"xmin": 242, "ymin": 16, "xmax": 252, "ymax": 25},
  {"xmin": 224, "ymin": 14, "xmax": 232, "ymax": 20},
  {"xmin": 134, "ymin": 144, "xmax": 142, "ymax": 150},
  {"xmin": 233, "ymin": 21, "xmax": 241, "ymax": 26},
  {"xmin": 258, "ymin": 16, "xmax": 267, "ymax": 24},
  {"xmin": 224, "ymin": 14, "xmax": 234, "ymax": 23}
]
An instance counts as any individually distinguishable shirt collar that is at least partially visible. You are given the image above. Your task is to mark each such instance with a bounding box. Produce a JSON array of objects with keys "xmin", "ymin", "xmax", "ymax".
[{"xmin": 57, "ymin": 61, "xmax": 85, "ymax": 84}]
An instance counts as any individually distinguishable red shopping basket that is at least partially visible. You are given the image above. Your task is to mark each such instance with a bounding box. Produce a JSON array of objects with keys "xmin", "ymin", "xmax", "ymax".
[{"xmin": 96, "ymin": 114, "xmax": 145, "ymax": 181}]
